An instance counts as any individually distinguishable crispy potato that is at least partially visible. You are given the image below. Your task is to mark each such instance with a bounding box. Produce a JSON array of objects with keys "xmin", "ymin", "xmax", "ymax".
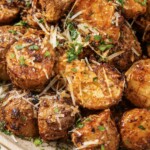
[
  {"xmin": 125, "ymin": 59, "xmax": 150, "ymax": 108},
  {"xmin": 134, "ymin": 0, "xmax": 150, "ymax": 42},
  {"xmin": 38, "ymin": 95, "xmax": 78, "ymax": 141},
  {"xmin": 120, "ymin": 109, "xmax": 150, "ymax": 150},
  {"xmin": 22, "ymin": 0, "xmax": 74, "ymax": 28},
  {"xmin": 39, "ymin": 0, "xmax": 74, "ymax": 22},
  {"xmin": 0, "ymin": 1, "xmax": 20, "ymax": 25},
  {"xmin": 57, "ymin": 58, "xmax": 125, "ymax": 110},
  {"xmin": 2, "ymin": 89, "xmax": 38, "ymax": 137},
  {"xmin": 72, "ymin": 109, "xmax": 119, "ymax": 150},
  {"xmin": 108, "ymin": 23, "xmax": 142, "ymax": 71},
  {"xmin": 0, "ymin": 25, "xmax": 26, "ymax": 81},
  {"xmin": 73, "ymin": 0, "xmax": 123, "ymax": 42},
  {"xmin": 6, "ymin": 29, "xmax": 55, "ymax": 91},
  {"xmin": 121, "ymin": 0, "xmax": 147, "ymax": 19}
]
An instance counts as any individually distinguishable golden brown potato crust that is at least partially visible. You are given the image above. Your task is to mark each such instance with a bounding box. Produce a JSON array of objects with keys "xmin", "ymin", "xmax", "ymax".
[
  {"xmin": 73, "ymin": 0, "xmax": 122, "ymax": 42},
  {"xmin": 120, "ymin": 109, "xmax": 150, "ymax": 150},
  {"xmin": 0, "ymin": 26, "xmax": 25, "ymax": 81},
  {"xmin": 38, "ymin": 96, "xmax": 77, "ymax": 141},
  {"xmin": 2, "ymin": 90, "xmax": 38, "ymax": 137},
  {"xmin": 58, "ymin": 59, "xmax": 125, "ymax": 110},
  {"xmin": 0, "ymin": 1, "xmax": 20, "ymax": 25},
  {"xmin": 72, "ymin": 109, "xmax": 119, "ymax": 150},
  {"xmin": 6, "ymin": 29, "xmax": 55, "ymax": 91},
  {"xmin": 109, "ymin": 23, "xmax": 142, "ymax": 71},
  {"xmin": 122, "ymin": 0, "xmax": 147, "ymax": 19},
  {"xmin": 39, "ymin": 0, "xmax": 74, "ymax": 22},
  {"xmin": 125, "ymin": 59, "xmax": 150, "ymax": 108}
]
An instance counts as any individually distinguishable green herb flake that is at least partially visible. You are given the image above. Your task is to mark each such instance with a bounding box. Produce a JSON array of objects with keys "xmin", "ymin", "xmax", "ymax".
[
  {"xmin": 8, "ymin": 30, "xmax": 17, "ymax": 35},
  {"xmin": 85, "ymin": 35, "xmax": 90, "ymax": 42},
  {"xmin": 29, "ymin": 45, "xmax": 39, "ymax": 50},
  {"xmin": 10, "ymin": 53, "xmax": 15, "ymax": 59},
  {"xmin": 33, "ymin": 138, "xmax": 43, "ymax": 146},
  {"xmin": 93, "ymin": 77, "xmax": 98, "ymax": 82},
  {"xmin": 84, "ymin": 118, "xmax": 91, "ymax": 122},
  {"xmin": 67, "ymin": 22, "xmax": 78, "ymax": 40},
  {"xmin": 44, "ymin": 51, "xmax": 51, "ymax": 57},
  {"xmin": 94, "ymin": 35, "xmax": 101, "ymax": 41},
  {"xmin": 71, "ymin": 68, "xmax": 77, "ymax": 72},
  {"xmin": 98, "ymin": 126, "xmax": 106, "ymax": 131},
  {"xmin": 39, "ymin": 18, "xmax": 44, "ymax": 23},
  {"xmin": 101, "ymin": 144, "xmax": 105, "ymax": 150},
  {"xmin": 19, "ymin": 56, "xmax": 26, "ymax": 66},
  {"xmin": 138, "ymin": 125, "xmax": 146, "ymax": 130},
  {"xmin": 15, "ymin": 45, "xmax": 23, "ymax": 50},
  {"xmin": 76, "ymin": 118, "xmax": 84, "ymax": 129},
  {"xmin": 54, "ymin": 107, "xmax": 59, "ymax": 113},
  {"xmin": 15, "ymin": 21, "xmax": 28, "ymax": 27},
  {"xmin": 98, "ymin": 44, "xmax": 114, "ymax": 51},
  {"xmin": 117, "ymin": 0, "xmax": 124, "ymax": 6},
  {"xmin": 135, "ymin": 0, "xmax": 147, "ymax": 6},
  {"xmin": 67, "ymin": 43, "xmax": 83, "ymax": 62},
  {"xmin": 25, "ymin": 1, "xmax": 31, "ymax": 7}
]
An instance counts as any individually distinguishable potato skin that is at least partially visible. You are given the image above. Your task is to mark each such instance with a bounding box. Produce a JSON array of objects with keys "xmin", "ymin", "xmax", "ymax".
[
  {"xmin": 120, "ymin": 109, "xmax": 150, "ymax": 150},
  {"xmin": 72, "ymin": 109, "xmax": 119, "ymax": 150},
  {"xmin": 0, "ymin": 1, "xmax": 20, "ymax": 25},
  {"xmin": 125, "ymin": 59, "xmax": 150, "ymax": 108},
  {"xmin": 122, "ymin": 0, "xmax": 147, "ymax": 19},
  {"xmin": 109, "ymin": 24, "xmax": 142, "ymax": 72},
  {"xmin": 6, "ymin": 29, "xmax": 55, "ymax": 91},
  {"xmin": 73, "ymin": 0, "xmax": 123, "ymax": 42},
  {"xmin": 0, "ymin": 26, "xmax": 25, "ymax": 81},
  {"xmin": 2, "ymin": 89, "xmax": 38, "ymax": 137},
  {"xmin": 38, "ymin": 96, "xmax": 77, "ymax": 141},
  {"xmin": 58, "ymin": 59, "xmax": 125, "ymax": 110}
]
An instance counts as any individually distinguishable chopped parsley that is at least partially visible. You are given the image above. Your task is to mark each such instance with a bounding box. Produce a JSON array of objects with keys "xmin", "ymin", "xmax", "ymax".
[
  {"xmin": 98, "ymin": 126, "xmax": 106, "ymax": 131},
  {"xmin": 54, "ymin": 107, "xmax": 59, "ymax": 113},
  {"xmin": 44, "ymin": 51, "xmax": 51, "ymax": 57},
  {"xmin": 19, "ymin": 56, "xmax": 26, "ymax": 66},
  {"xmin": 33, "ymin": 138, "xmax": 43, "ymax": 146},
  {"xmin": 93, "ymin": 77, "xmax": 98, "ymax": 82},
  {"xmin": 8, "ymin": 30, "xmax": 17, "ymax": 35},
  {"xmin": 71, "ymin": 68, "xmax": 77, "ymax": 72},
  {"xmin": 138, "ymin": 125, "xmax": 146, "ymax": 130},
  {"xmin": 39, "ymin": 18, "xmax": 44, "ymax": 23},
  {"xmin": 85, "ymin": 35, "xmax": 90, "ymax": 42},
  {"xmin": 101, "ymin": 145, "xmax": 105, "ymax": 150},
  {"xmin": 15, "ymin": 21, "xmax": 28, "ymax": 27},
  {"xmin": 25, "ymin": 1, "xmax": 31, "ymax": 7},
  {"xmin": 29, "ymin": 45, "xmax": 39, "ymax": 50},
  {"xmin": 67, "ymin": 43, "xmax": 83, "ymax": 62},
  {"xmin": 135, "ymin": 0, "xmax": 147, "ymax": 6},
  {"xmin": 98, "ymin": 44, "xmax": 114, "ymax": 51},
  {"xmin": 94, "ymin": 35, "xmax": 101, "ymax": 41},
  {"xmin": 117, "ymin": 0, "xmax": 124, "ymax": 6},
  {"xmin": 15, "ymin": 45, "xmax": 23, "ymax": 50},
  {"xmin": 67, "ymin": 22, "xmax": 78, "ymax": 40},
  {"xmin": 10, "ymin": 53, "xmax": 15, "ymax": 59},
  {"xmin": 76, "ymin": 118, "xmax": 84, "ymax": 129}
]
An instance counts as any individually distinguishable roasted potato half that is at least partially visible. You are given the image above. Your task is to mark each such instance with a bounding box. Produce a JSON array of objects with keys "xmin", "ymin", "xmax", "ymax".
[
  {"xmin": 125, "ymin": 59, "xmax": 150, "ymax": 108},
  {"xmin": 6, "ymin": 29, "xmax": 55, "ymax": 91},
  {"xmin": 120, "ymin": 0, "xmax": 147, "ymax": 19},
  {"xmin": 38, "ymin": 95, "xmax": 78, "ymax": 141},
  {"xmin": 0, "ymin": 1, "xmax": 20, "ymax": 25},
  {"xmin": 120, "ymin": 108, "xmax": 150, "ymax": 150},
  {"xmin": 2, "ymin": 89, "xmax": 38, "ymax": 137},
  {"xmin": 0, "ymin": 25, "xmax": 26, "ymax": 81},
  {"xmin": 72, "ymin": 109, "xmax": 119, "ymax": 150},
  {"xmin": 22, "ymin": 0, "xmax": 74, "ymax": 28},
  {"xmin": 108, "ymin": 23, "xmax": 142, "ymax": 71},
  {"xmin": 73, "ymin": 0, "xmax": 123, "ymax": 42},
  {"xmin": 57, "ymin": 58, "xmax": 125, "ymax": 110}
]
